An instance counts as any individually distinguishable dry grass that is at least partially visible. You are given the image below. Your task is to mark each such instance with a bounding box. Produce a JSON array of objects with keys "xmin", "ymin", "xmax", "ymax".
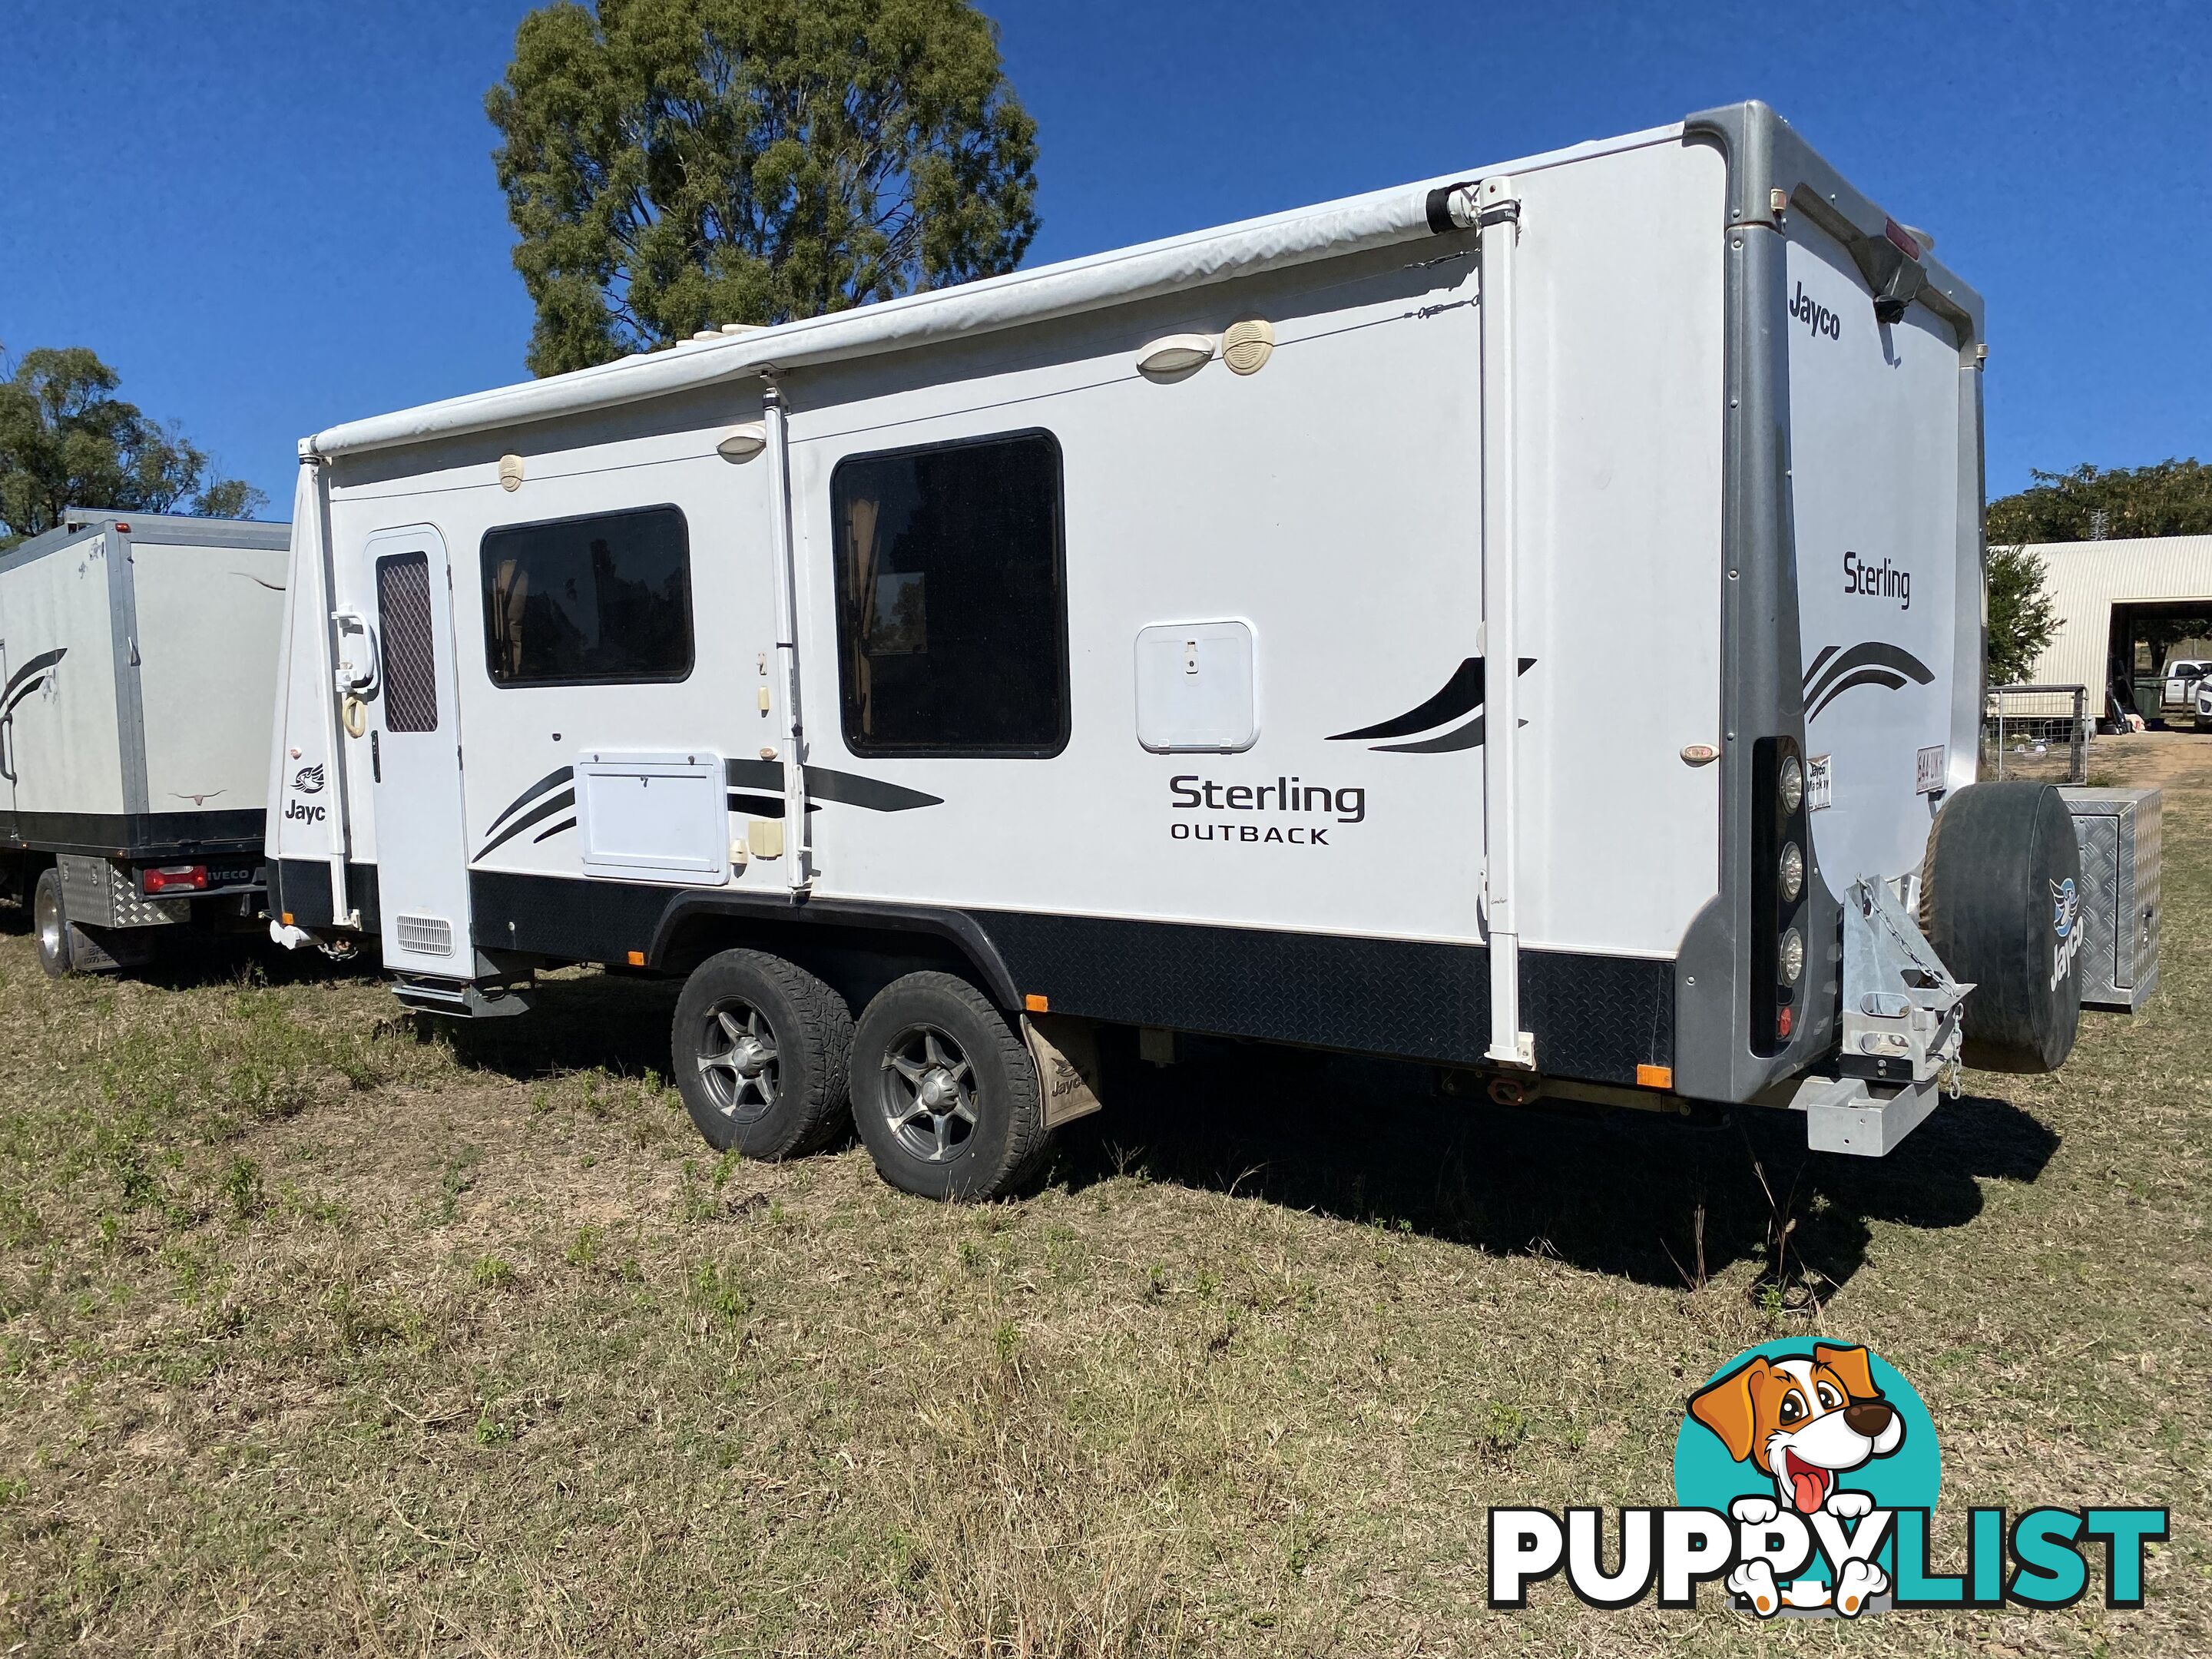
[{"xmin": 2, "ymin": 739, "xmax": 2209, "ymax": 1653}]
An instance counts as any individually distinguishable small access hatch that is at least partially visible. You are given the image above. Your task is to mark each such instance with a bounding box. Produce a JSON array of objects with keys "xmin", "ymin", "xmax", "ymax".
[
  {"xmin": 1134, "ymin": 621, "xmax": 1256, "ymax": 753},
  {"xmin": 574, "ymin": 753, "xmax": 730, "ymax": 883}
]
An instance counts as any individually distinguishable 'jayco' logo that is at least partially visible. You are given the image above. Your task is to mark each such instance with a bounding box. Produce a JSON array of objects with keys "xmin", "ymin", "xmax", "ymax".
[
  {"xmin": 1790, "ymin": 280, "xmax": 1841, "ymax": 341},
  {"xmin": 2050, "ymin": 877, "xmax": 2083, "ymax": 990},
  {"xmin": 285, "ymin": 765, "xmax": 327, "ymax": 824}
]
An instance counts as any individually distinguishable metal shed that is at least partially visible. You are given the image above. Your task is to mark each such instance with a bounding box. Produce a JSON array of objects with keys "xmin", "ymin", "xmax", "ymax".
[{"xmin": 2018, "ymin": 535, "xmax": 2212, "ymax": 719}]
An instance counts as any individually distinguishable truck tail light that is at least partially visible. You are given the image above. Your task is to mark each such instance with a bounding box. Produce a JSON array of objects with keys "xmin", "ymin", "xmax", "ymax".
[
  {"xmin": 1750, "ymin": 737, "xmax": 1810, "ymax": 1055},
  {"xmin": 144, "ymin": 864, "xmax": 208, "ymax": 893}
]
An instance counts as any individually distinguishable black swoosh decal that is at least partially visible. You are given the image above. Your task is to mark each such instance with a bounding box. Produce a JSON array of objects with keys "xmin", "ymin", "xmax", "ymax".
[
  {"xmin": 1800, "ymin": 644, "xmax": 1840, "ymax": 689},
  {"xmin": 1804, "ymin": 642, "xmax": 1932, "ymax": 713},
  {"xmin": 808, "ymin": 767, "xmax": 944, "ymax": 811},
  {"xmin": 726, "ymin": 758, "xmax": 785, "ymax": 793},
  {"xmin": 1371, "ymin": 714, "xmax": 1532, "ymax": 755},
  {"xmin": 1808, "ymin": 667, "xmax": 1909, "ymax": 720},
  {"xmin": 727, "ymin": 791, "xmax": 821, "ymax": 818},
  {"xmin": 485, "ymin": 766, "xmax": 575, "ymax": 838},
  {"xmin": 1329, "ymin": 656, "xmax": 1535, "ymax": 748},
  {"xmin": 1330, "ymin": 658, "xmax": 1484, "ymax": 742},
  {"xmin": 475, "ymin": 788, "xmax": 575, "ymax": 859},
  {"xmin": 1, "ymin": 647, "xmax": 67, "ymax": 718},
  {"xmin": 1376, "ymin": 714, "xmax": 1486, "ymax": 754},
  {"xmin": 476, "ymin": 757, "xmax": 939, "ymax": 863},
  {"xmin": 723, "ymin": 758, "xmax": 942, "ymax": 812}
]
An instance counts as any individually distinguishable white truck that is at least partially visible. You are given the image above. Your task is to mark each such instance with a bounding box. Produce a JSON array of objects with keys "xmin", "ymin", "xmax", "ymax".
[
  {"xmin": 3, "ymin": 510, "xmax": 290, "ymax": 974},
  {"xmin": 2162, "ymin": 657, "xmax": 2212, "ymax": 724},
  {"xmin": 265, "ymin": 103, "xmax": 2087, "ymax": 1198}
]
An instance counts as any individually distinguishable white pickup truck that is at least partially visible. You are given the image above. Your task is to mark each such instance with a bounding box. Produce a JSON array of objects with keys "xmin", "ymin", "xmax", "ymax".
[{"xmin": 2164, "ymin": 657, "xmax": 2212, "ymax": 724}]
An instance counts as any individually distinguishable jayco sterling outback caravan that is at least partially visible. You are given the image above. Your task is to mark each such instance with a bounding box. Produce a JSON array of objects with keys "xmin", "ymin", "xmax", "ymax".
[{"xmin": 265, "ymin": 103, "xmax": 2088, "ymax": 1200}]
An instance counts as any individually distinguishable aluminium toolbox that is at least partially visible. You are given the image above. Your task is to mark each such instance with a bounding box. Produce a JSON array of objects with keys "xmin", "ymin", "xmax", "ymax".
[{"xmin": 2059, "ymin": 786, "xmax": 2161, "ymax": 1013}]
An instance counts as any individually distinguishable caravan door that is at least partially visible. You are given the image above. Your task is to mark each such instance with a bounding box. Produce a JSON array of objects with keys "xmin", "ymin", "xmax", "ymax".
[{"xmin": 366, "ymin": 526, "xmax": 474, "ymax": 976}]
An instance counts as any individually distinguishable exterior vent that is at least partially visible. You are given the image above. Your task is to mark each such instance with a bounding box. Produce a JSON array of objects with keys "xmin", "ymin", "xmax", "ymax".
[{"xmin": 396, "ymin": 914, "xmax": 454, "ymax": 956}]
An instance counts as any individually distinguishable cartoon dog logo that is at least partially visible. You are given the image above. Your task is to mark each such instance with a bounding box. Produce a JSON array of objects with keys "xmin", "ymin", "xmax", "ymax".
[{"xmin": 1688, "ymin": 1343, "xmax": 1904, "ymax": 1616}]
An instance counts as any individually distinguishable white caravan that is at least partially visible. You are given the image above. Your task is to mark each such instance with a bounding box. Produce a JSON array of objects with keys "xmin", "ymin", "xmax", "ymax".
[
  {"xmin": 267, "ymin": 103, "xmax": 2090, "ymax": 1199},
  {"xmin": 3, "ymin": 510, "xmax": 290, "ymax": 975}
]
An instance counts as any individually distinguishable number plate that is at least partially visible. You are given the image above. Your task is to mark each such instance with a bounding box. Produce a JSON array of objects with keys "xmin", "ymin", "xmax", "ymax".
[{"xmin": 1915, "ymin": 743, "xmax": 1946, "ymax": 795}]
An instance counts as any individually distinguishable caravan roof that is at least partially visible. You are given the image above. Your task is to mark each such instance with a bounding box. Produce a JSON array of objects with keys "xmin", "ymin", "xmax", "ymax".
[{"xmin": 303, "ymin": 104, "xmax": 1978, "ymax": 464}]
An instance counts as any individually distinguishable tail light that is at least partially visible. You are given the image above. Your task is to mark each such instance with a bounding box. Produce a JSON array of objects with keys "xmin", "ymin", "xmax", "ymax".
[
  {"xmin": 1750, "ymin": 737, "xmax": 1810, "ymax": 1055},
  {"xmin": 143, "ymin": 864, "xmax": 208, "ymax": 894}
]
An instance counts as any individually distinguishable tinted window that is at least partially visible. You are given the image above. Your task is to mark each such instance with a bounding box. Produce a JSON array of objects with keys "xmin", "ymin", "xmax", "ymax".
[
  {"xmin": 481, "ymin": 505, "xmax": 692, "ymax": 685},
  {"xmin": 832, "ymin": 432, "xmax": 1068, "ymax": 756}
]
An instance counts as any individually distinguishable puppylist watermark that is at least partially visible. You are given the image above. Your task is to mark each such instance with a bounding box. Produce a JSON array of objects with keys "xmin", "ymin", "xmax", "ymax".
[{"xmin": 1488, "ymin": 1341, "xmax": 2168, "ymax": 1618}]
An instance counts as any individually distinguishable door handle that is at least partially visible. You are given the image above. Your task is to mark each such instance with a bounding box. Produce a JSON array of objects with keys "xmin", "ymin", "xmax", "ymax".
[
  {"xmin": 333, "ymin": 606, "xmax": 380, "ymax": 696},
  {"xmin": 1, "ymin": 714, "xmax": 14, "ymax": 784}
]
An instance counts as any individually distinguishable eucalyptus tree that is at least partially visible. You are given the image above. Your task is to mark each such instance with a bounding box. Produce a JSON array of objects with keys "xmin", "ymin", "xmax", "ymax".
[{"xmin": 488, "ymin": 0, "xmax": 1041, "ymax": 376}]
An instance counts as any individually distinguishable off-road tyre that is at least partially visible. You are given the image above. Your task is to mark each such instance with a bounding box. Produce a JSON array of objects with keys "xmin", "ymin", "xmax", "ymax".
[
  {"xmin": 850, "ymin": 972, "xmax": 1053, "ymax": 1201},
  {"xmin": 671, "ymin": 949, "xmax": 853, "ymax": 1158},
  {"xmin": 1919, "ymin": 780, "xmax": 2084, "ymax": 1074}
]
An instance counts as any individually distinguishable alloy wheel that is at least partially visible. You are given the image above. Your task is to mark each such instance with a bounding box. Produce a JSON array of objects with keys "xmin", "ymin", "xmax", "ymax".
[
  {"xmin": 695, "ymin": 999, "xmax": 780, "ymax": 1124},
  {"xmin": 879, "ymin": 1023, "xmax": 978, "ymax": 1163}
]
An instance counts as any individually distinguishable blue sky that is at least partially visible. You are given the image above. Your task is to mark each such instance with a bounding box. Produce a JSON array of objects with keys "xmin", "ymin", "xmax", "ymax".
[{"xmin": 3, "ymin": 1, "xmax": 2205, "ymax": 518}]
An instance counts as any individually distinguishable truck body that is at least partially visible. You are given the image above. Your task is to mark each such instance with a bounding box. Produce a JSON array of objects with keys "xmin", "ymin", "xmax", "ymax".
[{"xmin": 3, "ymin": 511, "xmax": 290, "ymax": 969}]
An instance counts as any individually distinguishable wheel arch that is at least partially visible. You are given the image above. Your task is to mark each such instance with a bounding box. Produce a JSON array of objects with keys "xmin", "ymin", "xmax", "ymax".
[{"xmin": 650, "ymin": 894, "xmax": 1022, "ymax": 1012}]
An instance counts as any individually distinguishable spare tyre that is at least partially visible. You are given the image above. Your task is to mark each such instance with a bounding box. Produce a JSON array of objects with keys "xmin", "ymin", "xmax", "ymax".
[{"xmin": 1918, "ymin": 780, "xmax": 2083, "ymax": 1073}]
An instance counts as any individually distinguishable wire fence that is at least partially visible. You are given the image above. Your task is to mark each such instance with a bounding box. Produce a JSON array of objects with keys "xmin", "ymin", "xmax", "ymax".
[{"xmin": 1982, "ymin": 683, "xmax": 2089, "ymax": 784}]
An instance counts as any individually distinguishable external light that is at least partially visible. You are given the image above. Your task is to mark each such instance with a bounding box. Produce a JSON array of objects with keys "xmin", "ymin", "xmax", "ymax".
[
  {"xmin": 144, "ymin": 864, "xmax": 208, "ymax": 894},
  {"xmin": 1780, "ymin": 927, "xmax": 1805, "ymax": 986},
  {"xmin": 1778, "ymin": 753, "xmax": 1804, "ymax": 815},
  {"xmin": 1136, "ymin": 333, "xmax": 1217, "ymax": 379},
  {"xmin": 717, "ymin": 423, "xmax": 768, "ymax": 462},
  {"xmin": 1779, "ymin": 841, "xmax": 1804, "ymax": 904}
]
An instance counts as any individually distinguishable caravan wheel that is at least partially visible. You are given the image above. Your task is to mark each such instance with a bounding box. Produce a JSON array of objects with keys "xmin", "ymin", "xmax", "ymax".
[
  {"xmin": 671, "ymin": 950, "xmax": 853, "ymax": 1158},
  {"xmin": 33, "ymin": 868, "xmax": 73, "ymax": 979},
  {"xmin": 850, "ymin": 973, "xmax": 1052, "ymax": 1201}
]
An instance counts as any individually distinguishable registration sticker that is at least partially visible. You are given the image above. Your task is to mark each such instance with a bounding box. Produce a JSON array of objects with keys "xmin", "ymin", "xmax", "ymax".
[
  {"xmin": 1916, "ymin": 743, "xmax": 1946, "ymax": 795},
  {"xmin": 1806, "ymin": 753, "xmax": 1833, "ymax": 811}
]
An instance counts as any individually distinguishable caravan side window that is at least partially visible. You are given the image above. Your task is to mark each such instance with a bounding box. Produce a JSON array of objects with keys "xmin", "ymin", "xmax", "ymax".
[
  {"xmin": 832, "ymin": 430, "xmax": 1069, "ymax": 757},
  {"xmin": 481, "ymin": 505, "xmax": 693, "ymax": 686}
]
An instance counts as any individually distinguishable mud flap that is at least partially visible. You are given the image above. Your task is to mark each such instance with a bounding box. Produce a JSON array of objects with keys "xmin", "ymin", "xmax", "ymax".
[
  {"xmin": 1023, "ymin": 1012, "xmax": 1104, "ymax": 1129},
  {"xmin": 68, "ymin": 922, "xmax": 155, "ymax": 973}
]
